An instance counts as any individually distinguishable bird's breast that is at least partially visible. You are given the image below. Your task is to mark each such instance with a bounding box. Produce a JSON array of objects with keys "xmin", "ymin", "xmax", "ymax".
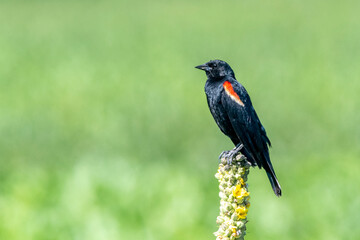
[{"xmin": 205, "ymin": 88, "xmax": 236, "ymax": 137}]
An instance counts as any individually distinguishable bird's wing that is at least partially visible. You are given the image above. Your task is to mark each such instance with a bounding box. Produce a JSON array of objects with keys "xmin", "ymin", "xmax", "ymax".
[
  {"xmin": 221, "ymin": 79, "xmax": 281, "ymax": 196},
  {"xmin": 252, "ymin": 108, "xmax": 271, "ymax": 147},
  {"xmin": 221, "ymin": 80, "xmax": 269, "ymax": 168}
]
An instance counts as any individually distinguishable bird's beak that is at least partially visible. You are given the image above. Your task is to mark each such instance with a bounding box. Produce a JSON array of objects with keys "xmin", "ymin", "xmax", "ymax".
[{"xmin": 195, "ymin": 64, "xmax": 210, "ymax": 71}]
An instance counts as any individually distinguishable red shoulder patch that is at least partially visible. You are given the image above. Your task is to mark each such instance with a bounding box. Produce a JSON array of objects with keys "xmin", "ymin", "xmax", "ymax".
[{"xmin": 223, "ymin": 81, "xmax": 245, "ymax": 106}]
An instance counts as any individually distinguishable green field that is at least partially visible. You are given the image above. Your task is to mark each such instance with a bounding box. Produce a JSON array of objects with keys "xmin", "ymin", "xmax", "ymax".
[{"xmin": 0, "ymin": 0, "xmax": 359, "ymax": 239}]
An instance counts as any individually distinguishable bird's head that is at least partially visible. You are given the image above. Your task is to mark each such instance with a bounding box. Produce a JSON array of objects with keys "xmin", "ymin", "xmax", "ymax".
[{"xmin": 195, "ymin": 60, "xmax": 234, "ymax": 79}]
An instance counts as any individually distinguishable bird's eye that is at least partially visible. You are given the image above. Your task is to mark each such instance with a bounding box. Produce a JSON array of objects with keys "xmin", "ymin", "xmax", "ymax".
[{"xmin": 209, "ymin": 63, "xmax": 217, "ymax": 68}]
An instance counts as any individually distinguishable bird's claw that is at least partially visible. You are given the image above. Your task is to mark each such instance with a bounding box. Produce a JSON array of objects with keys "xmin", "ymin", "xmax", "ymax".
[
  {"xmin": 219, "ymin": 150, "xmax": 230, "ymax": 160},
  {"xmin": 220, "ymin": 144, "xmax": 244, "ymax": 165},
  {"xmin": 227, "ymin": 156, "xmax": 233, "ymax": 165}
]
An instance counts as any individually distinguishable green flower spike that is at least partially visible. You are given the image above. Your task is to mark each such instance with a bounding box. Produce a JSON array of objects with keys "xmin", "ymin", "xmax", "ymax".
[{"xmin": 214, "ymin": 152, "xmax": 251, "ymax": 240}]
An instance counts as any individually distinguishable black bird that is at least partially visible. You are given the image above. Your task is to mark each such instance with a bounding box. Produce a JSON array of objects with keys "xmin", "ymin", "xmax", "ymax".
[{"xmin": 195, "ymin": 59, "xmax": 281, "ymax": 197}]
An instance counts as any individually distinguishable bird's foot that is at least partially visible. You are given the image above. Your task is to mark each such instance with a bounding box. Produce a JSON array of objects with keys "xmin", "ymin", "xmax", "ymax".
[
  {"xmin": 220, "ymin": 144, "xmax": 244, "ymax": 165},
  {"xmin": 227, "ymin": 144, "xmax": 244, "ymax": 165},
  {"xmin": 219, "ymin": 150, "xmax": 230, "ymax": 160}
]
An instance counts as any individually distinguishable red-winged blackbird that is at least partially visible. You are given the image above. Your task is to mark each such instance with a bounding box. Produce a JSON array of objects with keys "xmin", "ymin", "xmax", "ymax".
[{"xmin": 196, "ymin": 60, "xmax": 281, "ymax": 197}]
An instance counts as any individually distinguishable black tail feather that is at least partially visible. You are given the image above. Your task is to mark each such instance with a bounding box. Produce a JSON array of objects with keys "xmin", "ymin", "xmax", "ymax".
[{"xmin": 266, "ymin": 171, "xmax": 282, "ymax": 197}]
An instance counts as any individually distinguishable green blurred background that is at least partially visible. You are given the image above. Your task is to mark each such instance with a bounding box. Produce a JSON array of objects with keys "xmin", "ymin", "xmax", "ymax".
[{"xmin": 1, "ymin": 0, "xmax": 359, "ymax": 239}]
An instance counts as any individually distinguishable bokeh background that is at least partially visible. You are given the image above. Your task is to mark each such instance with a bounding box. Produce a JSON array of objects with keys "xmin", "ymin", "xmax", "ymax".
[{"xmin": 1, "ymin": 0, "xmax": 360, "ymax": 239}]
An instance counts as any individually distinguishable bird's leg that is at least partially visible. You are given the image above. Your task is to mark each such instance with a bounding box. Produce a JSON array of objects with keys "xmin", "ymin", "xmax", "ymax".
[{"xmin": 226, "ymin": 144, "xmax": 244, "ymax": 165}]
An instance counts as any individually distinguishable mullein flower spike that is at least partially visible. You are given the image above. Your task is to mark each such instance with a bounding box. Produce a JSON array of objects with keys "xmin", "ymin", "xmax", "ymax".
[{"xmin": 214, "ymin": 153, "xmax": 251, "ymax": 240}]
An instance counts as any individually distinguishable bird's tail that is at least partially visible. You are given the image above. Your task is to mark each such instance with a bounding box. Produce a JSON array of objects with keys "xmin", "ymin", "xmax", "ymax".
[{"xmin": 266, "ymin": 170, "xmax": 282, "ymax": 197}]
